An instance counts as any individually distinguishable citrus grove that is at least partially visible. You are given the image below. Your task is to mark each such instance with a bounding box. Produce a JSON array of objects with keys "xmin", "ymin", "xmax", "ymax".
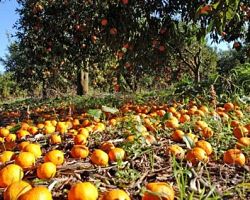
[
  {"xmin": 0, "ymin": 97, "xmax": 249, "ymax": 199},
  {"xmin": 0, "ymin": 0, "xmax": 249, "ymax": 199}
]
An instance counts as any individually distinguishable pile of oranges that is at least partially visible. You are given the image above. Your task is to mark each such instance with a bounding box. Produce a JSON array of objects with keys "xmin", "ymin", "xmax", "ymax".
[{"xmin": 0, "ymin": 100, "xmax": 249, "ymax": 199}]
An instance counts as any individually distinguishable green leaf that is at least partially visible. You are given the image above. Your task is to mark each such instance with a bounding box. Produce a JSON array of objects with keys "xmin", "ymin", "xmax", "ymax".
[
  {"xmin": 9, "ymin": 124, "xmax": 21, "ymax": 133},
  {"xmin": 212, "ymin": 1, "xmax": 220, "ymax": 9},
  {"xmin": 226, "ymin": 8, "xmax": 235, "ymax": 20},
  {"xmin": 87, "ymin": 109, "xmax": 102, "ymax": 119},
  {"xmin": 162, "ymin": 112, "xmax": 172, "ymax": 121},
  {"xmin": 183, "ymin": 135, "xmax": 194, "ymax": 149},
  {"xmin": 101, "ymin": 105, "xmax": 119, "ymax": 114}
]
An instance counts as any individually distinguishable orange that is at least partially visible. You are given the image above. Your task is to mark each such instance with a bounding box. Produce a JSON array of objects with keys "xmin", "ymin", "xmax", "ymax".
[
  {"xmin": 233, "ymin": 126, "xmax": 248, "ymax": 139},
  {"xmin": 167, "ymin": 144, "xmax": 185, "ymax": 160},
  {"xmin": 165, "ymin": 118, "xmax": 179, "ymax": 129},
  {"xmin": 201, "ymin": 127, "xmax": 213, "ymax": 139},
  {"xmin": 23, "ymin": 143, "xmax": 42, "ymax": 158},
  {"xmin": 185, "ymin": 132, "xmax": 198, "ymax": 143},
  {"xmin": 195, "ymin": 120, "xmax": 208, "ymax": 131},
  {"xmin": 142, "ymin": 182, "xmax": 175, "ymax": 200},
  {"xmin": 144, "ymin": 134, "xmax": 156, "ymax": 145},
  {"xmin": 0, "ymin": 151, "xmax": 15, "ymax": 164},
  {"xmin": 224, "ymin": 102, "xmax": 234, "ymax": 112},
  {"xmin": 20, "ymin": 122, "xmax": 29, "ymax": 130},
  {"xmin": 179, "ymin": 114, "xmax": 190, "ymax": 123},
  {"xmin": 17, "ymin": 130, "xmax": 30, "ymax": 139},
  {"xmin": 18, "ymin": 141, "xmax": 30, "ymax": 151},
  {"xmin": 56, "ymin": 122, "xmax": 67, "ymax": 133},
  {"xmin": 235, "ymin": 110, "xmax": 244, "ymax": 118},
  {"xmin": 236, "ymin": 137, "xmax": 250, "ymax": 148},
  {"xmin": 78, "ymin": 128, "xmax": 89, "ymax": 138},
  {"xmin": 28, "ymin": 126, "xmax": 38, "ymax": 135},
  {"xmin": 108, "ymin": 148, "xmax": 125, "ymax": 162},
  {"xmin": 101, "ymin": 189, "xmax": 130, "ymax": 200},
  {"xmin": 37, "ymin": 123, "xmax": 45, "ymax": 129},
  {"xmin": 223, "ymin": 149, "xmax": 245, "ymax": 166},
  {"xmin": 101, "ymin": 18, "xmax": 108, "ymax": 26},
  {"xmin": 0, "ymin": 164, "xmax": 24, "ymax": 187},
  {"xmin": 74, "ymin": 134, "xmax": 88, "ymax": 145},
  {"xmin": 230, "ymin": 120, "xmax": 240, "ymax": 127},
  {"xmin": 185, "ymin": 147, "xmax": 208, "ymax": 165},
  {"xmin": 37, "ymin": 162, "xmax": 57, "ymax": 179},
  {"xmin": 44, "ymin": 125, "xmax": 56, "ymax": 134},
  {"xmin": 5, "ymin": 133, "xmax": 17, "ymax": 142},
  {"xmin": 15, "ymin": 152, "xmax": 36, "ymax": 169},
  {"xmin": 100, "ymin": 141, "xmax": 115, "ymax": 153},
  {"xmin": 195, "ymin": 140, "xmax": 213, "ymax": 155},
  {"xmin": 50, "ymin": 133, "xmax": 62, "ymax": 144},
  {"xmin": 44, "ymin": 149, "xmax": 64, "ymax": 166},
  {"xmin": 18, "ymin": 186, "xmax": 52, "ymax": 200},
  {"xmin": 71, "ymin": 145, "xmax": 89, "ymax": 159},
  {"xmin": 90, "ymin": 149, "xmax": 109, "ymax": 166},
  {"xmin": 199, "ymin": 105, "xmax": 209, "ymax": 113},
  {"xmin": 171, "ymin": 130, "xmax": 185, "ymax": 142},
  {"xmin": 4, "ymin": 180, "xmax": 32, "ymax": 200},
  {"xmin": 68, "ymin": 182, "xmax": 98, "ymax": 200},
  {"xmin": 0, "ymin": 128, "xmax": 10, "ymax": 137}
]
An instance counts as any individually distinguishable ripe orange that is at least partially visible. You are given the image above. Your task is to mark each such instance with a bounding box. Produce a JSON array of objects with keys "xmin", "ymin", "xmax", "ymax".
[
  {"xmin": 171, "ymin": 130, "xmax": 185, "ymax": 142},
  {"xmin": 71, "ymin": 145, "xmax": 89, "ymax": 159},
  {"xmin": 165, "ymin": 118, "xmax": 179, "ymax": 129},
  {"xmin": 68, "ymin": 182, "xmax": 98, "ymax": 200},
  {"xmin": 18, "ymin": 186, "xmax": 52, "ymax": 200},
  {"xmin": 56, "ymin": 122, "xmax": 67, "ymax": 134},
  {"xmin": 44, "ymin": 125, "xmax": 56, "ymax": 134},
  {"xmin": 15, "ymin": 152, "xmax": 36, "ymax": 169},
  {"xmin": 224, "ymin": 102, "xmax": 234, "ymax": 112},
  {"xmin": 78, "ymin": 128, "xmax": 89, "ymax": 138},
  {"xmin": 236, "ymin": 137, "xmax": 250, "ymax": 148},
  {"xmin": 100, "ymin": 141, "xmax": 115, "ymax": 153},
  {"xmin": 37, "ymin": 162, "xmax": 57, "ymax": 179},
  {"xmin": 201, "ymin": 127, "xmax": 213, "ymax": 139},
  {"xmin": 223, "ymin": 149, "xmax": 245, "ymax": 166},
  {"xmin": 142, "ymin": 182, "xmax": 175, "ymax": 200},
  {"xmin": 0, "ymin": 128, "xmax": 10, "ymax": 137},
  {"xmin": 101, "ymin": 189, "xmax": 130, "ymax": 200},
  {"xmin": 101, "ymin": 18, "xmax": 108, "ymax": 26},
  {"xmin": 90, "ymin": 149, "xmax": 109, "ymax": 166},
  {"xmin": 167, "ymin": 144, "xmax": 185, "ymax": 160},
  {"xmin": 235, "ymin": 110, "xmax": 244, "ymax": 118},
  {"xmin": 50, "ymin": 133, "xmax": 62, "ymax": 144},
  {"xmin": 233, "ymin": 126, "xmax": 249, "ymax": 139},
  {"xmin": 28, "ymin": 126, "xmax": 38, "ymax": 135},
  {"xmin": 5, "ymin": 133, "xmax": 17, "ymax": 142},
  {"xmin": 185, "ymin": 147, "xmax": 208, "ymax": 165},
  {"xmin": 230, "ymin": 120, "xmax": 240, "ymax": 127},
  {"xmin": 17, "ymin": 130, "xmax": 30, "ymax": 139},
  {"xmin": 4, "ymin": 180, "xmax": 32, "ymax": 200},
  {"xmin": 0, "ymin": 151, "xmax": 14, "ymax": 164},
  {"xmin": 179, "ymin": 114, "xmax": 190, "ymax": 123},
  {"xmin": 195, "ymin": 140, "xmax": 213, "ymax": 155},
  {"xmin": 108, "ymin": 148, "xmax": 125, "ymax": 162},
  {"xmin": 74, "ymin": 134, "xmax": 88, "ymax": 145},
  {"xmin": 195, "ymin": 120, "xmax": 208, "ymax": 131},
  {"xmin": 23, "ymin": 143, "xmax": 42, "ymax": 158},
  {"xmin": 44, "ymin": 150, "xmax": 64, "ymax": 166},
  {"xmin": 18, "ymin": 141, "xmax": 30, "ymax": 151},
  {"xmin": 0, "ymin": 164, "xmax": 24, "ymax": 187}
]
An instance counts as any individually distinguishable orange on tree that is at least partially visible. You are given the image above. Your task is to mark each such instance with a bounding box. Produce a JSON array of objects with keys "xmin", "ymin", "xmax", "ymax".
[
  {"xmin": 37, "ymin": 162, "xmax": 57, "ymax": 179},
  {"xmin": 3, "ymin": 180, "xmax": 32, "ymax": 200},
  {"xmin": 71, "ymin": 145, "xmax": 89, "ymax": 159},
  {"xmin": 223, "ymin": 149, "xmax": 245, "ymax": 166},
  {"xmin": 108, "ymin": 147, "xmax": 125, "ymax": 162},
  {"xmin": 18, "ymin": 186, "xmax": 52, "ymax": 200},
  {"xmin": 23, "ymin": 143, "xmax": 42, "ymax": 158},
  {"xmin": 15, "ymin": 152, "xmax": 36, "ymax": 169},
  {"xmin": 90, "ymin": 149, "xmax": 109, "ymax": 166},
  {"xmin": 0, "ymin": 164, "xmax": 24, "ymax": 188},
  {"xmin": 142, "ymin": 182, "xmax": 175, "ymax": 200},
  {"xmin": 44, "ymin": 149, "xmax": 64, "ymax": 166},
  {"xmin": 195, "ymin": 140, "xmax": 213, "ymax": 155},
  {"xmin": 185, "ymin": 147, "xmax": 208, "ymax": 165},
  {"xmin": 101, "ymin": 189, "xmax": 131, "ymax": 200},
  {"xmin": 68, "ymin": 182, "xmax": 98, "ymax": 200},
  {"xmin": 167, "ymin": 144, "xmax": 185, "ymax": 160},
  {"xmin": 0, "ymin": 151, "xmax": 15, "ymax": 164}
]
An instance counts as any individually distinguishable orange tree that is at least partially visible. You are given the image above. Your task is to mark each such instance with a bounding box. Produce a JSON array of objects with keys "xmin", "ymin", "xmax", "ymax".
[{"xmin": 10, "ymin": 0, "xmax": 250, "ymax": 95}]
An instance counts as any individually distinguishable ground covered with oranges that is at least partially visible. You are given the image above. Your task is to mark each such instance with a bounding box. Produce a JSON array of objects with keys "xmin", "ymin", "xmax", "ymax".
[{"xmin": 0, "ymin": 97, "xmax": 249, "ymax": 200}]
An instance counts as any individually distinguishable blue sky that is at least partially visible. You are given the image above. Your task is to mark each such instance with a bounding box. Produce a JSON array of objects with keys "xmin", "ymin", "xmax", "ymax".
[{"xmin": 0, "ymin": 1, "xmax": 232, "ymax": 73}]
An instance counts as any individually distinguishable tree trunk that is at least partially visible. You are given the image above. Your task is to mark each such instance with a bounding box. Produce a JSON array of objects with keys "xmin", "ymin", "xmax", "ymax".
[
  {"xmin": 194, "ymin": 70, "xmax": 201, "ymax": 83},
  {"xmin": 77, "ymin": 69, "xmax": 89, "ymax": 95}
]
